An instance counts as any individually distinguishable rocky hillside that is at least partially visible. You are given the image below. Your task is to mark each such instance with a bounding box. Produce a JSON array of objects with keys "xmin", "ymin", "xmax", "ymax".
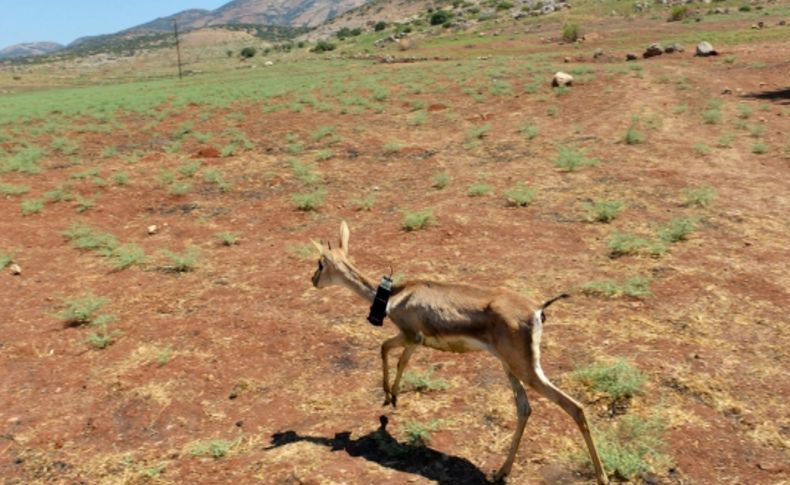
[{"xmin": 0, "ymin": 42, "xmax": 63, "ymax": 60}]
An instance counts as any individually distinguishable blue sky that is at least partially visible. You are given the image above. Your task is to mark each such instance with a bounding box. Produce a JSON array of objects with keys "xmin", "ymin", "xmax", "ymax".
[{"xmin": 0, "ymin": 1, "xmax": 226, "ymax": 48}]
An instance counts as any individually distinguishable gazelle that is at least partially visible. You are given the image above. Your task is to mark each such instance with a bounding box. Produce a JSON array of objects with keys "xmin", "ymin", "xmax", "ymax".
[{"xmin": 311, "ymin": 221, "xmax": 609, "ymax": 484}]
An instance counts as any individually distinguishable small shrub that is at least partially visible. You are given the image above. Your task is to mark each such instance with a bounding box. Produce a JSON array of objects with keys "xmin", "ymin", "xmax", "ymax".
[
  {"xmin": 190, "ymin": 439, "xmax": 237, "ymax": 459},
  {"xmin": 573, "ymin": 358, "xmax": 646, "ymax": 400},
  {"xmin": 624, "ymin": 124, "xmax": 644, "ymax": 145},
  {"xmin": 240, "ymin": 47, "xmax": 256, "ymax": 59},
  {"xmin": 161, "ymin": 246, "xmax": 200, "ymax": 272},
  {"xmin": 216, "ymin": 231, "xmax": 240, "ymax": 246},
  {"xmin": 580, "ymin": 413, "xmax": 669, "ymax": 481},
  {"xmin": 63, "ymin": 223, "xmax": 118, "ymax": 255},
  {"xmin": 75, "ymin": 195, "xmax": 95, "ymax": 213},
  {"xmin": 682, "ymin": 185, "xmax": 715, "ymax": 207},
  {"xmin": 204, "ymin": 169, "xmax": 232, "ymax": 192},
  {"xmin": 113, "ymin": 244, "xmax": 146, "ymax": 270},
  {"xmin": 521, "ymin": 122, "xmax": 539, "ymax": 140},
  {"xmin": 608, "ymin": 232, "xmax": 665, "ymax": 258},
  {"xmin": 737, "ymin": 103, "xmax": 753, "ymax": 119},
  {"xmin": 292, "ymin": 188, "xmax": 327, "ymax": 211},
  {"xmin": 402, "ymin": 366, "xmax": 450, "ymax": 392},
  {"xmin": 384, "ymin": 140, "xmax": 403, "ymax": 154},
  {"xmin": 581, "ymin": 277, "xmax": 651, "ymax": 298},
  {"xmin": 291, "ymin": 160, "xmax": 321, "ymax": 186},
  {"xmin": 2, "ymin": 147, "xmax": 42, "ymax": 174},
  {"xmin": 585, "ymin": 200, "xmax": 623, "ymax": 223},
  {"xmin": 86, "ymin": 327, "xmax": 121, "ymax": 349},
  {"xmin": 658, "ymin": 218, "xmax": 696, "ymax": 243},
  {"xmin": 178, "ymin": 160, "xmax": 202, "ymax": 178},
  {"xmin": 315, "ymin": 149, "xmax": 333, "ymax": 161},
  {"xmin": 0, "ymin": 251, "xmax": 12, "ymax": 269},
  {"xmin": 555, "ymin": 145, "xmax": 598, "ymax": 172},
  {"xmin": 669, "ymin": 5, "xmax": 688, "ymax": 21},
  {"xmin": 375, "ymin": 21, "xmax": 387, "ymax": 31},
  {"xmin": 467, "ymin": 182, "xmax": 492, "ymax": 197},
  {"xmin": 504, "ymin": 183, "xmax": 537, "ymax": 207},
  {"xmin": 703, "ymin": 108, "xmax": 722, "ymax": 125},
  {"xmin": 0, "ymin": 182, "xmax": 30, "ymax": 196},
  {"xmin": 693, "ymin": 143, "xmax": 711, "ymax": 156},
  {"xmin": 57, "ymin": 293, "xmax": 109, "ymax": 326},
  {"xmin": 432, "ymin": 172, "xmax": 449, "ymax": 189},
  {"xmin": 562, "ymin": 23, "xmax": 581, "ymax": 42},
  {"xmin": 717, "ymin": 133, "xmax": 734, "ymax": 148},
  {"xmin": 430, "ymin": 10, "xmax": 452, "ymax": 26},
  {"xmin": 400, "ymin": 420, "xmax": 443, "ymax": 446},
  {"xmin": 311, "ymin": 40, "xmax": 336, "ymax": 53},
  {"xmin": 169, "ymin": 182, "xmax": 192, "ymax": 196},
  {"xmin": 21, "ymin": 199, "xmax": 44, "ymax": 215},
  {"xmin": 112, "ymin": 172, "xmax": 129, "ymax": 185},
  {"xmin": 751, "ymin": 142, "xmax": 769, "ymax": 154},
  {"xmin": 403, "ymin": 209, "xmax": 434, "ymax": 231},
  {"xmin": 352, "ymin": 193, "xmax": 376, "ymax": 211}
]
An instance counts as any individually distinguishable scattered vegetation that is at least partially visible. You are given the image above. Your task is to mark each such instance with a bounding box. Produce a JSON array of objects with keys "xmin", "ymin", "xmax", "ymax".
[
  {"xmin": 190, "ymin": 439, "xmax": 238, "ymax": 459},
  {"xmin": 161, "ymin": 246, "xmax": 200, "ymax": 272},
  {"xmin": 292, "ymin": 188, "xmax": 327, "ymax": 211},
  {"xmin": 402, "ymin": 366, "xmax": 450, "ymax": 393},
  {"xmin": 657, "ymin": 217, "xmax": 696, "ymax": 243},
  {"xmin": 400, "ymin": 419, "xmax": 444, "ymax": 446},
  {"xmin": 504, "ymin": 183, "xmax": 536, "ymax": 207},
  {"xmin": 562, "ymin": 23, "xmax": 581, "ymax": 42},
  {"xmin": 21, "ymin": 198, "xmax": 44, "ymax": 215},
  {"xmin": 555, "ymin": 145, "xmax": 598, "ymax": 172},
  {"xmin": 608, "ymin": 232, "xmax": 665, "ymax": 258},
  {"xmin": 581, "ymin": 276, "xmax": 651, "ymax": 298},
  {"xmin": 56, "ymin": 293, "xmax": 113, "ymax": 327},
  {"xmin": 573, "ymin": 358, "xmax": 646, "ymax": 400},
  {"xmin": 432, "ymin": 172, "xmax": 450, "ymax": 189},
  {"xmin": 216, "ymin": 231, "xmax": 240, "ymax": 246},
  {"xmin": 682, "ymin": 185, "xmax": 715, "ymax": 207},
  {"xmin": 403, "ymin": 209, "xmax": 434, "ymax": 231},
  {"xmin": 467, "ymin": 182, "xmax": 492, "ymax": 197},
  {"xmin": 585, "ymin": 200, "xmax": 624, "ymax": 223}
]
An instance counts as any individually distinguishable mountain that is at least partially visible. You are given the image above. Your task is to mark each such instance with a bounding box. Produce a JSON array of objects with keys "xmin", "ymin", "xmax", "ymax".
[
  {"xmin": 0, "ymin": 42, "xmax": 63, "ymax": 60},
  {"xmin": 116, "ymin": 0, "xmax": 368, "ymax": 36}
]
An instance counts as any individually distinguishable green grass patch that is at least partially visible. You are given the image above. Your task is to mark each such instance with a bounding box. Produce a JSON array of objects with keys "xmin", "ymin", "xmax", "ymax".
[
  {"xmin": 608, "ymin": 232, "xmax": 665, "ymax": 258},
  {"xmin": 216, "ymin": 231, "xmax": 240, "ymax": 246},
  {"xmin": 682, "ymin": 185, "xmax": 715, "ymax": 207},
  {"xmin": 292, "ymin": 188, "xmax": 327, "ymax": 211},
  {"xmin": 161, "ymin": 246, "xmax": 200, "ymax": 272},
  {"xmin": 555, "ymin": 145, "xmax": 598, "ymax": 172},
  {"xmin": 21, "ymin": 199, "xmax": 44, "ymax": 215},
  {"xmin": 504, "ymin": 183, "xmax": 536, "ymax": 207},
  {"xmin": 0, "ymin": 182, "xmax": 30, "ymax": 196},
  {"xmin": 432, "ymin": 172, "xmax": 450, "ymax": 189},
  {"xmin": 573, "ymin": 358, "xmax": 646, "ymax": 400},
  {"xmin": 56, "ymin": 293, "xmax": 111, "ymax": 326},
  {"xmin": 580, "ymin": 276, "xmax": 651, "ymax": 298},
  {"xmin": 403, "ymin": 209, "xmax": 434, "ymax": 231},
  {"xmin": 467, "ymin": 182, "xmax": 492, "ymax": 197},
  {"xmin": 657, "ymin": 218, "xmax": 696, "ymax": 243},
  {"xmin": 584, "ymin": 200, "xmax": 623, "ymax": 223}
]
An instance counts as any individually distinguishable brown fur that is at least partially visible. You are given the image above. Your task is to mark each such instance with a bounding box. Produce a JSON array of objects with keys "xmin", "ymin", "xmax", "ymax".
[{"xmin": 311, "ymin": 222, "xmax": 609, "ymax": 484}]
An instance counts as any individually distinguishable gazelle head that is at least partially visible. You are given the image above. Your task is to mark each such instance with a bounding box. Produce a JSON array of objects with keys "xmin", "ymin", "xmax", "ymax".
[{"xmin": 311, "ymin": 221, "xmax": 351, "ymax": 288}]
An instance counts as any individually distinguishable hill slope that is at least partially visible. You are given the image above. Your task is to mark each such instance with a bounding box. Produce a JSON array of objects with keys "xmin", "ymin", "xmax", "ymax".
[{"xmin": 0, "ymin": 42, "xmax": 63, "ymax": 60}]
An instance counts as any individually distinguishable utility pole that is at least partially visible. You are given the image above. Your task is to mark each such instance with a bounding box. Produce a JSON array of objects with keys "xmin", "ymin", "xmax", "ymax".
[{"xmin": 173, "ymin": 19, "xmax": 183, "ymax": 80}]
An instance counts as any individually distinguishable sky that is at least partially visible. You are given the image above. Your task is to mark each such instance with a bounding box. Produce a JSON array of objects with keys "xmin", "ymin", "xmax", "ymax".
[{"xmin": 0, "ymin": 1, "xmax": 226, "ymax": 48}]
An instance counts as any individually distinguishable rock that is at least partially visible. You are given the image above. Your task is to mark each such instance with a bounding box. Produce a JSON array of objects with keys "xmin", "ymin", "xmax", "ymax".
[
  {"xmin": 9, "ymin": 263, "xmax": 21, "ymax": 276},
  {"xmin": 696, "ymin": 41, "xmax": 718, "ymax": 56},
  {"xmin": 264, "ymin": 61, "xmax": 274, "ymax": 66},
  {"xmin": 643, "ymin": 43, "xmax": 663, "ymax": 58},
  {"xmin": 758, "ymin": 21, "xmax": 765, "ymax": 28},
  {"xmin": 552, "ymin": 72, "xmax": 573, "ymax": 87},
  {"xmin": 564, "ymin": 56, "xmax": 571, "ymax": 63},
  {"xmin": 626, "ymin": 53, "xmax": 638, "ymax": 61},
  {"xmin": 147, "ymin": 225, "xmax": 158, "ymax": 235},
  {"xmin": 593, "ymin": 48, "xmax": 604, "ymax": 59},
  {"xmin": 722, "ymin": 88, "xmax": 732, "ymax": 95},
  {"xmin": 664, "ymin": 43, "xmax": 682, "ymax": 53},
  {"xmin": 779, "ymin": 20, "xmax": 786, "ymax": 26}
]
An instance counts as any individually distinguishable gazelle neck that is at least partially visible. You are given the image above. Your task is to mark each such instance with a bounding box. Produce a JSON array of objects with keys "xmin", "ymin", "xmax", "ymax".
[{"xmin": 335, "ymin": 259, "xmax": 378, "ymax": 303}]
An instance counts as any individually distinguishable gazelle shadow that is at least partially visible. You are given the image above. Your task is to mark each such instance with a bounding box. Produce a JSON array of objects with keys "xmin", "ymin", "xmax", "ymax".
[{"xmin": 266, "ymin": 415, "xmax": 494, "ymax": 485}]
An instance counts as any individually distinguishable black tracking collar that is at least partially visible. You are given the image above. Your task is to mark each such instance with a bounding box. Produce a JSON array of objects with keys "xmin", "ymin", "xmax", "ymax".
[{"xmin": 367, "ymin": 276, "xmax": 392, "ymax": 326}]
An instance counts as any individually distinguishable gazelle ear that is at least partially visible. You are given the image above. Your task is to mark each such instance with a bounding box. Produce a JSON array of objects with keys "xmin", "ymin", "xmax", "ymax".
[{"xmin": 339, "ymin": 221, "xmax": 350, "ymax": 256}]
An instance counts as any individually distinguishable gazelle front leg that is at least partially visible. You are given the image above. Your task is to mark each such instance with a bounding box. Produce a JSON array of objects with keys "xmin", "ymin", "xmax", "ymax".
[
  {"xmin": 381, "ymin": 334, "xmax": 406, "ymax": 406},
  {"xmin": 388, "ymin": 343, "xmax": 418, "ymax": 407},
  {"xmin": 493, "ymin": 371, "xmax": 532, "ymax": 482}
]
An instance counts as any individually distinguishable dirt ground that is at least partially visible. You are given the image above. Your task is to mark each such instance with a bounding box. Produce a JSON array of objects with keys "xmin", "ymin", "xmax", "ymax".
[{"xmin": 1, "ymin": 11, "xmax": 789, "ymax": 485}]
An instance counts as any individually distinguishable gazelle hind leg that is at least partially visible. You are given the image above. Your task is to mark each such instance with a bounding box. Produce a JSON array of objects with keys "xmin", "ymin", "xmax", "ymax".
[
  {"xmin": 381, "ymin": 334, "xmax": 406, "ymax": 406},
  {"xmin": 529, "ymin": 371, "xmax": 609, "ymax": 485},
  {"xmin": 493, "ymin": 371, "xmax": 531, "ymax": 482}
]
